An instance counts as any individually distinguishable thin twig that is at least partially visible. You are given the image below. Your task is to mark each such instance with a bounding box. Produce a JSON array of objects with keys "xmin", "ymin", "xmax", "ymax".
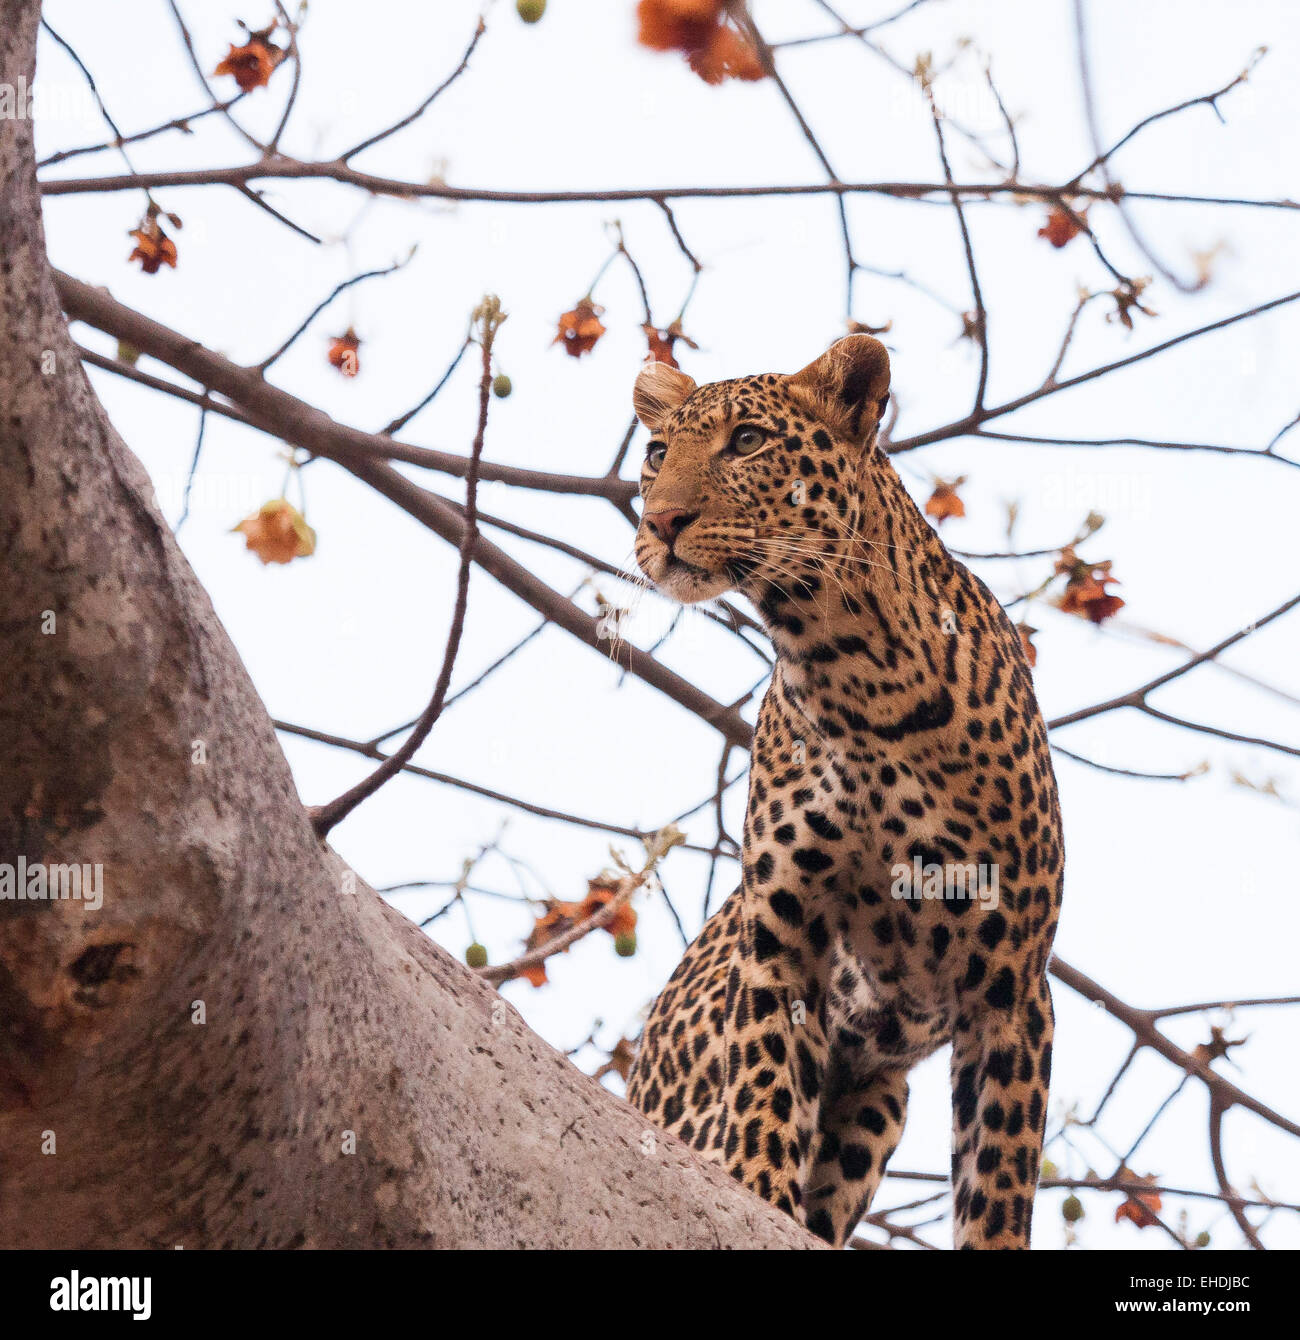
[
  {"xmin": 341, "ymin": 18, "xmax": 486, "ymax": 161},
  {"xmin": 258, "ymin": 255, "xmax": 412, "ymax": 373},
  {"xmin": 382, "ymin": 331, "xmax": 473, "ymax": 435},
  {"xmin": 275, "ymin": 718, "xmax": 715, "ymax": 853},
  {"xmin": 923, "ymin": 79, "xmax": 988, "ymax": 413},
  {"xmin": 166, "ymin": 0, "xmax": 266, "ymax": 154},
  {"xmin": 310, "ymin": 297, "xmax": 503, "ymax": 838},
  {"xmin": 174, "ymin": 401, "xmax": 208, "ymax": 533}
]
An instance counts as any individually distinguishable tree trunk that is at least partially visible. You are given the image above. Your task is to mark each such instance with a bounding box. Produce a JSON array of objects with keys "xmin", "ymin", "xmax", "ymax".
[{"xmin": 0, "ymin": 0, "xmax": 814, "ymax": 1249}]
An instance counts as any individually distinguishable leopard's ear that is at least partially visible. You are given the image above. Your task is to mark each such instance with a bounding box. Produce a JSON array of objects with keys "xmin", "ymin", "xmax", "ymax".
[
  {"xmin": 633, "ymin": 359, "xmax": 697, "ymax": 432},
  {"xmin": 787, "ymin": 334, "xmax": 891, "ymax": 445}
]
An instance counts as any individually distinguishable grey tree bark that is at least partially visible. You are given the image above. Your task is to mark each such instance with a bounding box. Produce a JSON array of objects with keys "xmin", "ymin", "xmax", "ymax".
[{"xmin": 0, "ymin": 0, "xmax": 814, "ymax": 1249}]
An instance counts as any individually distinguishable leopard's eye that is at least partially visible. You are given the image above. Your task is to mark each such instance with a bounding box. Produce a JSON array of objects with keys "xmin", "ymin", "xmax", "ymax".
[
  {"xmin": 728, "ymin": 425, "xmax": 767, "ymax": 455},
  {"xmin": 645, "ymin": 442, "xmax": 667, "ymax": 471}
]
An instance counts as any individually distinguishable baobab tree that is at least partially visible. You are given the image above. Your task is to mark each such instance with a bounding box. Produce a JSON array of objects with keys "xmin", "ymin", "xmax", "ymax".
[{"xmin": 2, "ymin": 0, "xmax": 1297, "ymax": 1251}]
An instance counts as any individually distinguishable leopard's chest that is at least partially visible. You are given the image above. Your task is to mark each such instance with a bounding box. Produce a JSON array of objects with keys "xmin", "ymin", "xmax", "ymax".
[
  {"xmin": 744, "ymin": 676, "xmax": 1001, "ymax": 1054},
  {"xmin": 823, "ymin": 932, "xmax": 954, "ymax": 1066}
]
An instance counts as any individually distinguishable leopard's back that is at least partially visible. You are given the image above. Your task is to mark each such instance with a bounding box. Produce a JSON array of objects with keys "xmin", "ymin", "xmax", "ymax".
[{"xmin": 626, "ymin": 892, "xmax": 737, "ymax": 1155}]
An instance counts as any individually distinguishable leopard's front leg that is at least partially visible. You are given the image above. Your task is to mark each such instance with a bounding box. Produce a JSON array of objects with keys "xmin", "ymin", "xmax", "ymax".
[
  {"xmin": 950, "ymin": 972, "xmax": 1055, "ymax": 1248},
  {"xmin": 720, "ymin": 895, "xmax": 829, "ymax": 1221}
]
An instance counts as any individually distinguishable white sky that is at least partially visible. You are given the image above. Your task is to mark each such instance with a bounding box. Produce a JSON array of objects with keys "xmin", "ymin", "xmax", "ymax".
[{"xmin": 34, "ymin": 0, "xmax": 1300, "ymax": 1248}]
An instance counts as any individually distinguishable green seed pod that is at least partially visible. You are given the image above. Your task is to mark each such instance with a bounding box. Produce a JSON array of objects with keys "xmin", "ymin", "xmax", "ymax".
[{"xmin": 465, "ymin": 942, "xmax": 488, "ymax": 969}]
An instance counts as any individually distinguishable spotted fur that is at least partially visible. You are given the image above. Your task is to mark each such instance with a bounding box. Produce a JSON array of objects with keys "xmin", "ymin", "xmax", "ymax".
[{"xmin": 626, "ymin": 337, "xmax": 1062, "ymax": 1249}]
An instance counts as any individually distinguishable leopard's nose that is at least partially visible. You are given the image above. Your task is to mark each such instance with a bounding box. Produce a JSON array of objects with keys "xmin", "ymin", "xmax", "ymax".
[{"xmin": 643, "ymin": 509, "xmax": 699, "ymax": 551}]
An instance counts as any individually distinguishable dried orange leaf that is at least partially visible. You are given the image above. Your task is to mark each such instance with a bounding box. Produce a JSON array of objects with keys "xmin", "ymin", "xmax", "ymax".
[
  {"xmin": 1038, "ymin": 206, "xmax": 1083, "ymax": 249},
  {"xmin": 554, "ymin": 299, "xmax": 606, "ymax": 358},
  {"xmin": 233, "ymin": 498, "xmax": 316, "ymax": 565},
  {"xmin": 128, "ymin": 221, "xmax": 178, "ymax": 274},
  {"xmin": 214, "ymin": 34, "xmax": 285, "ymax": 92},
  {"xmin": 924, "ymin": 477, "xmax": 967, "ymax": 524},
  {"xmin": 327, "ymin": 329, "xmax": 361, "ymax": 377}
]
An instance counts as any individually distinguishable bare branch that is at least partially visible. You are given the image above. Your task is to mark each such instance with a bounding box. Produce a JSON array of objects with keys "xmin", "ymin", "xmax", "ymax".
[
  {"xmin": 1049, "ymin": 591, "xmax": 1300, "ymax": 734},
  {"xmin": 41, "ymin": 162, "xmax": 1300, "ymax": 214},
  {"xmin": 892, "ymin": 288, "xmax": 1300, "ymax": 451},
  {"xmin": 257, "ymin": 255, "xmax": 412, "ymax": 373},
  {"xmin": 1049, "ymin": 958, "xmax": 1300, "ymax": 1141},
  {"xmin": 1050, "ymin": 744, "xmax": 1205, "ymax": 783},
  {"xmin": 310, "ymin": 298, "xmax": 502, "ymax": 838},
  {"xmin": 274, "ymin": 719, "xmax": 714, "ymax": 852},
  {"xmin": 56, "ymin": 276, "xmax": 760, "ymax": 745},
  {"xmin": 165, "ymin": 0, "xmax": 267, "ymax": 154},
  {"xmin": 923, "ymin": 80, "xmax": 988, "ymax": 413},
  {"xmin": 341, "ymin": 18, "xmax": 486, "ymax": 161}
]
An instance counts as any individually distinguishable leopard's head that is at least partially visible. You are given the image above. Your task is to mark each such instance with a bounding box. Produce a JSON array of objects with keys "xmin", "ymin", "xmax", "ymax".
[{"xmin": 632, "ymin": 334, "xmax": 891, "ymax": 604}]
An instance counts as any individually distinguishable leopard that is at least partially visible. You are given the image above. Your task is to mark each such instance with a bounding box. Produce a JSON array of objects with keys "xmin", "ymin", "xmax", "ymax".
[{"xmin": 624, "ymin": 335, "xmax": 1062, "ymax": 1249}]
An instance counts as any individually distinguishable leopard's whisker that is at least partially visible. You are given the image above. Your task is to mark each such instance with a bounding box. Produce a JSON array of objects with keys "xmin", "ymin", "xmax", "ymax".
[
  {"xmin": 752, "ymin": 534, "xmax": 916, "ymax": 582},
  {"xmin": 747, "ymin": 537, "xmax": 923, "ymax": 596},
  {"xmin": 756, "ymin": 525, "xmax": 916, "ymax": 566}
]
